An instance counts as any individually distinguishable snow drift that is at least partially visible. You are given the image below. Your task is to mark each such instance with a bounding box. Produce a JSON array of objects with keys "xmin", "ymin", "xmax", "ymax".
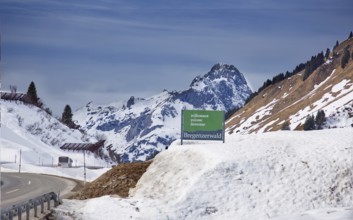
[{"xmin": 56, "ymin": 128, "xmax": 353, "ymax": 219}]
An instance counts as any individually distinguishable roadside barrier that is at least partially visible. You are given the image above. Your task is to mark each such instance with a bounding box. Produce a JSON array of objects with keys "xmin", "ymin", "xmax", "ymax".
[{"xmin": 0, "ymin": 192, "xmax": 61, "ymax": 220}]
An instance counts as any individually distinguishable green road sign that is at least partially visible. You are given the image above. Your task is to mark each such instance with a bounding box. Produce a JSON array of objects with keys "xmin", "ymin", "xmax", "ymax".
[{"xmin": 181, "ymin": 110, "xmax": 225, "ymax": 143}]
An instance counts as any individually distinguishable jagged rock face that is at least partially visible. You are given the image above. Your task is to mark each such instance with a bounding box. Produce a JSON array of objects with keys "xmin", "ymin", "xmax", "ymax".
[
  {"xmin": 180, "ymin": 64, "xmax": 252, "ymax": 110},
  {"xmin": 74, "ymin": 64, "xmax": 252, "ymax": 162}
]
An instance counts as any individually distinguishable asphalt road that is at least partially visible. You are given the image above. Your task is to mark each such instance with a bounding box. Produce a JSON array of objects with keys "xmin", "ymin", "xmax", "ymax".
[{"xmin": 0, "ymin": 172, "xmax": 76, "ymax": 208}]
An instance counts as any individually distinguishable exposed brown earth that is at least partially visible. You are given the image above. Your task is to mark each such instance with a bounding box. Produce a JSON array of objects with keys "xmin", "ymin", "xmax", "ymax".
[
  {"xmin": 226, "ymin": 37, "xmax": 353, "ymax": 133},
  {"xmin": 71, "ymin": 161, "xmax": 152, "ymax": 199}
]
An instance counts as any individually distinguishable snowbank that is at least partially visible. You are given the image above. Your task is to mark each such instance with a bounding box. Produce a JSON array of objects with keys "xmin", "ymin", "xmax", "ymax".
[{"xmin": 56, "ymin": 128, "xmax": 353, "ymax": 219}]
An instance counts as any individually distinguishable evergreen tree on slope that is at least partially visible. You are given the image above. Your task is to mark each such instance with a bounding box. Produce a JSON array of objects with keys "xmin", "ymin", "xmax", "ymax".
[
  {"xmin": 62, "ymin": 104, "xmax": 73, "ymax": 126},
  {"xmin": 341, "ymin": 47, "xmax": 350, "ymax": 68},
  {"xmin": 26, "ymin": 81, "xmax": 39, "ymax": 106},
  {"xmin": 304, "ymin": 115, "xmax": 315, "ymax": 131},
  {"xmin": 315, "ymin": 110, "xmax": 326, "ymax": 130}
]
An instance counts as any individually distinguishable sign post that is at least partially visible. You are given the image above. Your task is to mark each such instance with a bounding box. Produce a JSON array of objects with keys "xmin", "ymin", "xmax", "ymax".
[
  {"xmin": 181, "ymin": 110, "xmax": 225, "ymax": 144},
  {"xmin": 181, "ymin": 111, "xmax": 184, "ymax": 145}
]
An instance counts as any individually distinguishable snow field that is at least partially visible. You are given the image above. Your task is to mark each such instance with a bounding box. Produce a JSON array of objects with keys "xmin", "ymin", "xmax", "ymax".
[
  {"xmin": 140, "ymin": 129, "xmax": 353, "ymax": 219},
  {"xmin": 3, "ymin": 98, "xmax": 353, "ymax": 219},
  {"xmin": 0, "ymin": 100, "xmax": 110, "ymax": 181},
  {"xmin": 55, "ymin": 128, "xmax": 353, "ymax": 220},
  {"xmin": 272, "ymin": 207, "xmax": 353, "ymax": 220}
]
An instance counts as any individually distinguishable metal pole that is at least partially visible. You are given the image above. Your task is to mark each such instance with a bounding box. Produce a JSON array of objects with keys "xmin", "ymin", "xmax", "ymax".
[
  {"xmin": 19, "ymin": 149, "xmax": 22, "ymax": 173},
  {"xmin": 83, "ymin": 151, "xmax": 86, "ymax": 186},
  {"xmin": 223, "ymin": 110, "xmax": 225, "ymax": 143},
  {"xmin": 26, "ymin": 204, "xmax": 30, "ymax": 220},
  {"xmin": 47, "ymin": 196, "xmax": 50, "ymax": 210},
  {"xmin": 34, "ymin": 201, "xmax": 38, "ymax": 217},
  {"xmin": 17, "ymin": 206, "xmax": 22, "ymax": 220},
  {"xmin": 40, "ymin": 199, "xmax": 44, "ymax": 213},
  {"xmin": 9, "ymin": 209, "xmax": 13, "ymax": 220},
  {"xmin": 56, "ymin": 191, "xmax": 60, "ymax": 206},
  {"xmin": 181, "ymin": 110, "xmax": 184, "ymax": 145}
]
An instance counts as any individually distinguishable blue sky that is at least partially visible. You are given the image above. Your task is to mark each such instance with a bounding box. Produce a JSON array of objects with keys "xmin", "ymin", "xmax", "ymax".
[{"xmin": 1, "ymin": 0, "xmax": 352, "ymax": 116}]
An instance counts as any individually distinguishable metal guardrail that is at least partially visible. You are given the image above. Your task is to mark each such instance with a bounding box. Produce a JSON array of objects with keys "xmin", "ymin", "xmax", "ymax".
[{"xmin": 0, "ymin": 192, "xmax": 61, "ymax": 220}]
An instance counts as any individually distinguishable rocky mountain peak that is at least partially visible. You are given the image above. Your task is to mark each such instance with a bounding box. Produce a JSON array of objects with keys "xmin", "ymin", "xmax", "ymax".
[
  {"xmin": 74, "ymin": 64, "xmax": 252, "ymax": 162},
  {"xmin": 190, "ymin": 63, "xmax": 247, "ymax": 89},
  {"xmin": 210, "ymin": 63, "xmax": 238, "ymax": 72}
]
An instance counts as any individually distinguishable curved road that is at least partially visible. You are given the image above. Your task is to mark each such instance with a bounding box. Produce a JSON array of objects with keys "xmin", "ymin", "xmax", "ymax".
[{"xmin": 0, "ymin": 172, "xmax": 76, "ymax": 208}]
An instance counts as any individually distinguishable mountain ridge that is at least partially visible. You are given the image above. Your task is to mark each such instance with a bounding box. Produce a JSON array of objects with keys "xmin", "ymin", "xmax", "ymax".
[
  {"xmin": 73, "ymin": 63, "xmax": 252, "ymax": 162},
  {"xmin": 226, "ymin": 37, "xmax": 353, "ymax": 134}
]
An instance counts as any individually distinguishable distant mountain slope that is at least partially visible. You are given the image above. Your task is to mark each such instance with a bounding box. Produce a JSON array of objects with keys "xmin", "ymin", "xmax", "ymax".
[
  {"xmin": 226, "ymin": 37, "xmax": 353, "ymax": 134},
  {"xmin": 0, "ymin": 100, "xmax": 100, "ymax": 166},
  {"xmin": 74, "ymin": 64, "xmax": 252, "ymax": 162}
]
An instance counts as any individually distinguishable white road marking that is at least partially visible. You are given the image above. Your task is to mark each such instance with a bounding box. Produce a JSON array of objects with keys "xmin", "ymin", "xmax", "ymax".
[
  {"xmin": 28, "ymin": 180, "xmax": 31, "ymax": 185},
  {"xmin": 6, "ymin": 189, "xmax": 19, "ymax": 194}
]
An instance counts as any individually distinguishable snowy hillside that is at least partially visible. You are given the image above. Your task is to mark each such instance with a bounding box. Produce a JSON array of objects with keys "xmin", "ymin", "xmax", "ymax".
[
  {"xmin": 226, "ymin": 37, "xmax": 353, "ymax": 134},
  {"xmin": 227, "ymin": 71, "xmax": 353, "ymax": 133},
  {"xmin": 74, "ymin": 64, "xmax": 252, "ymax": 162},
  {"xmin": 56, "ymin": 128, "xmax": 353, "ymax": 219},
  {"xmin": 0, "ymin": 100, "xmax": 109, "ymax": 180}
]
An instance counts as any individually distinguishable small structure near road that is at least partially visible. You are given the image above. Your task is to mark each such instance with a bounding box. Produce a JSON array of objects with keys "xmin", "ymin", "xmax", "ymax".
[
  {"xmin": 60, "ymin": 140, "xmax": 105, "ymax": 153},
  {"xmin": 1, "ymin": 92, "xmax": 31, "ymax": 103},
  {"xmin": 60, "ymin": 140, "xmax": 106, "ymax": 185}
]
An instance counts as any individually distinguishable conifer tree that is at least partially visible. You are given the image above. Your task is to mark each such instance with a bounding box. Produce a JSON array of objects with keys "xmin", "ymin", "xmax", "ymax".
[
  {"xmin": 225, "ymin": 106, "xmax": 241, "ymax": 120},
  {"xmin": 349, "ymin": 31, "xmax": 353, "ymax": 39},
  {"xmin": 325, "ymin": 48, "xmax": 330, "ymax": 60},
  {"xmin": 341, "ymin": 47, "xmax": 350, "ymax": 68},
  {"xmin": 315, "ymin": 110, "xmax": 326, "ymax": 129},
  {"xmin": 303, "ymin": 115, "xmax": 315, "ymax": 131},
  {"xmin": 303, "ymin": 52, "xmax": 325, "ymax": 81},
  {"xmin": 333, "ymin": 40, "xmax": 339, "ymax": 50},
  {"xmin": 26, "ymin": 81, "xmax": 39, "ymax": 105},
  {"xmin": 285, "ymin": 71, "xmax": 291, "ymax": 78},
  {"xmin": 62, "ymin": 104, "xmax": 73, "ymax": 126}
]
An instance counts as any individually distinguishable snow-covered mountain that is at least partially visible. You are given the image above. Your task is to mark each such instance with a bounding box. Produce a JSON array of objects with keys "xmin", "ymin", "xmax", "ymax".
[
  {"xmin": 74, "ymin": 64, "xmax": 252, "ymax": 162},
  {"xmin": 226, "ymin": 37, "xmax": 353, "ymax": 134},
  {"xmin": 0, "ymin": 100, "xmax": 109, "ymax": 178}
]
